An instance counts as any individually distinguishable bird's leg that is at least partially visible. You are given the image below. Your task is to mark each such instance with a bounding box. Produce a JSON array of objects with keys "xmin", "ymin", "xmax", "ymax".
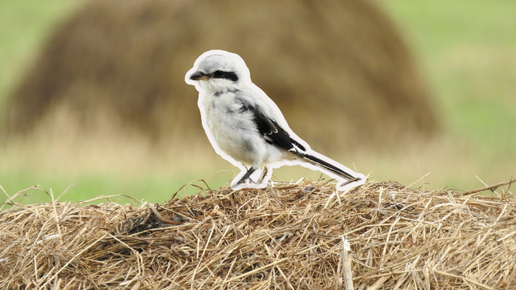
[
  {"xmin": 237, "ymin": 166, "xmax": 257, "ymax": 184},
  {"xmin": 257, "ymin": 167, "xmax": 268, "ymax": 184}
]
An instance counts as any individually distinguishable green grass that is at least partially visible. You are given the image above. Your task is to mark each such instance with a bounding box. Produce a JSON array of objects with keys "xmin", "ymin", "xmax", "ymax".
[
  {"xmin": 380, "ymin": 0, "xmax": 516, "ymax": 181},
  {"xmin": 1, "ymin": 169, "xmax": 227, "ymax": 206},
  {"xmin": 1, "ymin": 0, "xmax": 515, "ymax": 205},
  {"xmin": 381, "ymin": 0, "xmax": 516, "ymax": 148}
]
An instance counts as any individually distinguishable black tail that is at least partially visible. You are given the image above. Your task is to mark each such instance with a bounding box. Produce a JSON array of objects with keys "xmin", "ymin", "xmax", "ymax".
[{"xmin": 298, "ymin": 152, "xmax": 357, "ymax": 181}]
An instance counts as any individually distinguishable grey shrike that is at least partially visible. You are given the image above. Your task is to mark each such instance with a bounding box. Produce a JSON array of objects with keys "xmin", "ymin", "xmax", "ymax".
[{"xmin": 185, "ymin": 50, "xmax": 366, "ymax": 191}]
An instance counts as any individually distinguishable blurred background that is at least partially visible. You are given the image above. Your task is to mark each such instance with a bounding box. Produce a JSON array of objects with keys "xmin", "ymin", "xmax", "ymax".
[{"xmin": 0, "ymin": 0, "xmax": 515, "ymax": 205}]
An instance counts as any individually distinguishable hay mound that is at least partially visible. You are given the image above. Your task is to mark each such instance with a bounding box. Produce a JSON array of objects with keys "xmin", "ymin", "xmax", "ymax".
[
  {"xmin": 4, "ymin": 0, "xmax": 438, "ymax": 153},
  {"xmin": 1, "ymin": 180, "xmax": 515, "ymax": 289}
]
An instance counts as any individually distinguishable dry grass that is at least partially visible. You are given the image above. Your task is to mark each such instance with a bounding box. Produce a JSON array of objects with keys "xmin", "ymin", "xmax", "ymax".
[{"xmin": 1, "ymin": 179, "xmax": 515, "ymax": 289}]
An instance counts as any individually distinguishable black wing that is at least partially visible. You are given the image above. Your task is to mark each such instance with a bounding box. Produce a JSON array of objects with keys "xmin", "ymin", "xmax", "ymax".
[{"xmin": 240, "ymin": 102, "xmax": 306, "ymax": 152}]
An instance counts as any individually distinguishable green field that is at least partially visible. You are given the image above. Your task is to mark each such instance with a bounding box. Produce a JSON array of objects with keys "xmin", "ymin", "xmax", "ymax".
[{"xmin": 1, "ymin": 0, "xmax": 515, "ymax": 205}]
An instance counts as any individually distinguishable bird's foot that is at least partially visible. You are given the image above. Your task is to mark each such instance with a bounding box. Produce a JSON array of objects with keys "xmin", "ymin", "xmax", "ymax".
[{"xmin": 236, "ymin": 166, "xmax": 257, "ymax": 184}]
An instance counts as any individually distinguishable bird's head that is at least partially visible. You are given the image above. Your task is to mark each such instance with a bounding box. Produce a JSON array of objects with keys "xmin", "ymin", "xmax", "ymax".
[{"xmin": 185, "ymin": 50, "xmax": 250, "ymax": 92}]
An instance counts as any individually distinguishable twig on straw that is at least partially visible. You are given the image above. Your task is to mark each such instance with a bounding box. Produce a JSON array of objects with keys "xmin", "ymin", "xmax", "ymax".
[
  {"xmin": 341, "ymin": 237, "xmax": 354, "ymax": 290},
  {"xmin": 462, "ymin": 179, "xmax": 516, "ymax": 196}
]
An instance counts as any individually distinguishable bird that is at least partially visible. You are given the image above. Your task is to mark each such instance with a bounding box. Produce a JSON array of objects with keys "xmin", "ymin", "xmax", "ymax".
[{"xmin": 185, "ymin": 50, "xmax": 366, "ymax": 191}]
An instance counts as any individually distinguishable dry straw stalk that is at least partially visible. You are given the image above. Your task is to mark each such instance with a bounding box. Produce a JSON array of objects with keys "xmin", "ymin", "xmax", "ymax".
[{"xmin": 1, "ymin": 180, "xmax": 515, "ymax": 289}]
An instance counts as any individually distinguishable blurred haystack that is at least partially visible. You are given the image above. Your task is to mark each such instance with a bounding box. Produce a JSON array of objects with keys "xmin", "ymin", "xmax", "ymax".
[
  {"xmin": 1, "ymin": 180, "xmax": 515, "ymax": 289},
  {"xmin": 4, "ymin": 0, "xmax": 438, "ymax": 154}
]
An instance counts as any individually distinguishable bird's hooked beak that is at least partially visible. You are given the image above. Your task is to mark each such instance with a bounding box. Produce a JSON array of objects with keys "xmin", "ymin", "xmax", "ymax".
[{"xmin": 189, "ymin": 71, "xmax": 211, "ymax": 81}]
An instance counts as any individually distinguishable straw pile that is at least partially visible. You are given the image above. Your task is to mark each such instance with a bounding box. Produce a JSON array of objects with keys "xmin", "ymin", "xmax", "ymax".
[{"xmin": 1, "ymin": 180, "xmax": 515, "ymax": 289}]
